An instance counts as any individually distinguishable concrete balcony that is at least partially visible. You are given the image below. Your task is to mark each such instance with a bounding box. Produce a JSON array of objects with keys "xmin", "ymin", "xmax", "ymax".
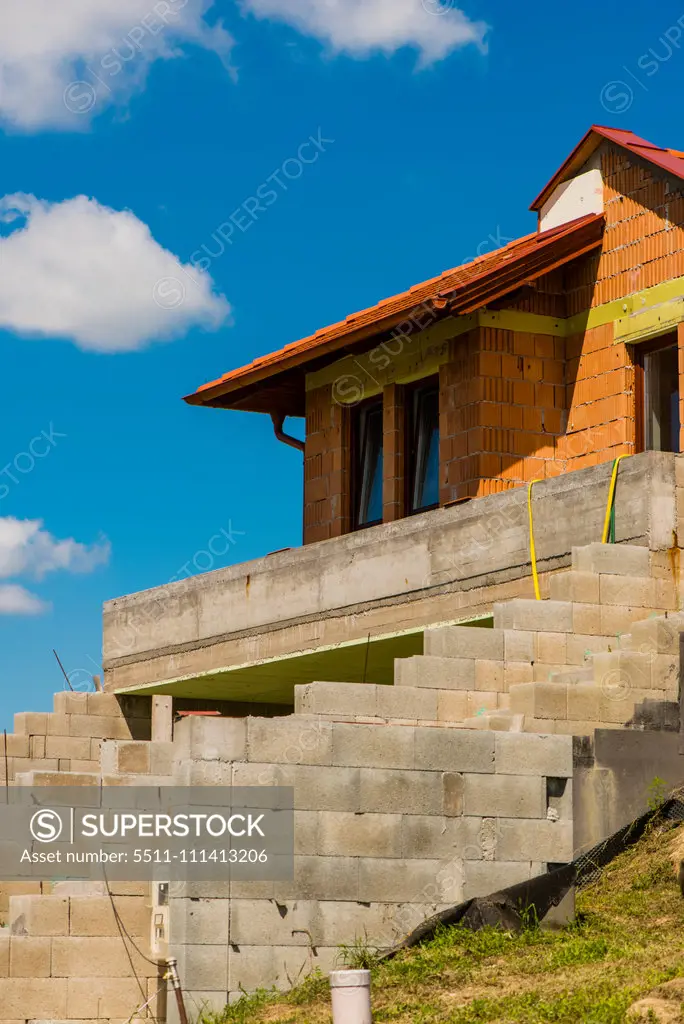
[{"xmin": 103, "ymin": 451, "xmax": 679, "ymax": 703}]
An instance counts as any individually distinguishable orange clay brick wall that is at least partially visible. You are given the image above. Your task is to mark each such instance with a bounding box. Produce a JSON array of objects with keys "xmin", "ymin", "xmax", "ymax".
[
  {"xmin": 566, "ymin": 143, "xmax": 684, "ymax": 314},
  {"xmin": 303, "ymin": 383, "xmax": 350, "ymax": 544},
  {"xmin": 439, "ymin": 326, "xmax": 566, "ymax": 502}
]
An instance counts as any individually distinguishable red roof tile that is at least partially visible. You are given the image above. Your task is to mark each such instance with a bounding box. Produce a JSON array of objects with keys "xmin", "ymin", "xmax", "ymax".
[
  {"xmin": 185, "ymin": 213, "xmax": 604, "ymax": 415},
  {"xmin": 530, "ymin": 125, "xmax": 684, "ymax": 212}
]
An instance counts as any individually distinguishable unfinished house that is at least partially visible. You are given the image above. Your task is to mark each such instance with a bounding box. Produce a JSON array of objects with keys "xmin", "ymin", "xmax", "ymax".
[{"xmin": 5, "ymin": 124, "xmax": 684, "ymax": 1021}]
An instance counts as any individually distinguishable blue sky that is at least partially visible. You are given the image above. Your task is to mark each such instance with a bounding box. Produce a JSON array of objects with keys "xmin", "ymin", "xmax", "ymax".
[{"xmin": 1, "ymin": 0, "xmax": 683, "ymax": 725}]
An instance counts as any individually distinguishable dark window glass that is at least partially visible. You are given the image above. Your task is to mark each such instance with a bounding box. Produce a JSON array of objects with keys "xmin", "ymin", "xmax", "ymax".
[
  {"xmin": 410, "ymin": 384, "xmax": 440, "ymax": 512},
  {"xmin": 644, "ymin": 343, "xmax": 680, "ymax": 452},
  {"xmin": 355, "ymin": 401, "xmax": 383, "ymax": 526}
]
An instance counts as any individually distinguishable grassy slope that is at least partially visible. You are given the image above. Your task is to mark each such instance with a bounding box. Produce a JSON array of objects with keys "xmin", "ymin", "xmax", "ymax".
[{"xmin": 200, "ymin": 822, "xmax": 684, "ymax": 1024}]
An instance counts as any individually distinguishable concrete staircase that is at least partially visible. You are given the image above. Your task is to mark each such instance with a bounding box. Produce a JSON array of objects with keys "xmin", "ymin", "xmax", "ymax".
[{"xmin": 295, "ymin": 542, "xmax": 683, "ymax": 738}]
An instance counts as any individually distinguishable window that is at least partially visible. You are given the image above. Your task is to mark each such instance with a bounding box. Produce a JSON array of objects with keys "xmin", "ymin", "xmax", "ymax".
[
  {"xmin": 354, "ymin": 398, "xmax": 383, "ymax": 527},
  {"xmin": 408, "ymin": 380, "xmax": 440, "ymax": 513},
  {"xmin": 635, "ymin": 335, "xmax": 680, "ymax": 453}
]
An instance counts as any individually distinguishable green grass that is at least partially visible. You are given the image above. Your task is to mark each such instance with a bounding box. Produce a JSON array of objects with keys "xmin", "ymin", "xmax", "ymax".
[{"xmin": 198, "ymin": 822, "xmax": 684, "ymax": 1024}]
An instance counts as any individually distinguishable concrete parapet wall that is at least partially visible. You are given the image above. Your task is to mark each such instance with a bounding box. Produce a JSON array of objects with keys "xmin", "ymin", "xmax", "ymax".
[{"xmin": 103, "ymin": 452, "xmax": 678, "ymax": 692}]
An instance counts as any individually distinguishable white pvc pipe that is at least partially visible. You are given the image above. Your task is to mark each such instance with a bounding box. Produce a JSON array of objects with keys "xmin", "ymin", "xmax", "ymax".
[{"xmin": 330, "ymin": 969, "xmax": 372, "ymax": 1023}]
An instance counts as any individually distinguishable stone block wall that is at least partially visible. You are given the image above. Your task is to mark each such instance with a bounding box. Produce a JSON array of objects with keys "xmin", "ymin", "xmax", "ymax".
[{"xmin": 167, "ymin": 715, "xmax": 573, "ymax": 1016}]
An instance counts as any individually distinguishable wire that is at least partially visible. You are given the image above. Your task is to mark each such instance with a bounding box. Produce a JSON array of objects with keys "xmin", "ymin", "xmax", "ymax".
[
  {"xmin": 527, "ymin": 479, "xmax": 543, "ymax": 601},
  {"xmin": 122, "ymin": 983, "xmax": 166, "ymax": 1024},
  {"xmin": 103, "ymin": 870, "xmax": 160, "ymax": 1018},
  {"xmin": 601, "ymin": 455, "xmax": 629, "ymax": 544}
]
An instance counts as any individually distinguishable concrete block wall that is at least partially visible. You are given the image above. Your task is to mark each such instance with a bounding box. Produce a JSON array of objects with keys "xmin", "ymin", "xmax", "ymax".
[
  {"xmin": 0, "ymin": 884, "xmax": 161, "ymax": 1022},
  {"xmin": 167, "ymin": 715, "xmax": 573, "ymax": 1015}
]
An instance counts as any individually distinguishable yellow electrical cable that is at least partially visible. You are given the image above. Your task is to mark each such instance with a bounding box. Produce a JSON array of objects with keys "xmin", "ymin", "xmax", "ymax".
[
  {"xmin": 527, "ymin": 478, "xmax": 543, "ymax": 601},
  {"xmin": 601, "ymin": 454, "xmax": 629, "ymax": 544}
]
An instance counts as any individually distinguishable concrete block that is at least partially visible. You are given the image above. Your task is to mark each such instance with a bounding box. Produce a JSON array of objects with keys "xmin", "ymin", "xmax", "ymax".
[
  {"xmin": 13, "ymin": 712, "xmax": 48, "ymax": 736},
  {"xmin": 437, "ymin": 691, "xmax": 468, "ymax": 722},
  {"xmin": 599, "ymin": 575, "xmax": 656, "ymax": 608},
  {"xmin": 395, "ymin": 655, "xmax": 475, "ymax": 690},
  {"xmin": 509, "ymin": 682, "xmax": 568, "ymax": 720},
  {"xmin": 443, "ymin": 772, "xmax": 465, "ymax": 815},
  {"xmin": 566, "ymin": 633, "xmax": 613, "ymax": 665},
  {"xmin": 494, "ymin": 600, "xmax": 573, "ymax": 633},
  {"xmin": 474, "ymin": 659, "xmax": 504, "ymax": 691},
  {"xmin": 655, "ymin": 577, "xmax": 679, "ymax": 609},
  {"xmin": 295, "ymin": 681, "xmax": 377, "ymax": 717},
  {"xmin": 227, "ymin": 943, "xmax": 321, "ymax": 996},
  {"xmin": 116, "ymin": 741, "xmax": 151, "ymax": 774},
  {"xmin": 359, "ymin": 768, "xmax": 444, "ymax": 815},
  {"xmin": 0, "ymin": 932, "xmax": 8, "ymax": 977},
  {"xmin": 175, "ymin": 716, "xmax": 247, "ymax": 762},
  {"xmin": 29, "ymin": 734, "xmax": 46, "ymax": 759},
  {"xmin": 0, "ymin": 977, "xmax": 67, "ymax": 1017},
  {"xmin": 53, "ymin": 691, "xmax": 89, "ymax": 716},
  {"xmin": 376, "ymin": 684, "xmax": 438, "ymax": 720},
  {"xmin": 44, "ymin": 735, "xmax": 92, "ymax": 760},
  {"xmin": 87, "ymin": 692, "xmax": 124, "ymax": 716},
  {"xmin": 152, "ymin": 694, "xmax": 173, "ymax": 742},
  {"xmin": 424, "ymin": 626, "xmax": 504, "ymax": 661},
  {"xmin": 66, "ymin": 976, "xmax": 153, "ymax": 1017},
  {"xmin": 592, "ymin": 651, "xmax": 652, "ymax": 694},
  {"xmin": 630, "ymin": 615, "xmax": 684, "ymax": 656},
  {"xmin": 69, "ymin": 895, "xmax": 150, "ymax": 937},
  {"xmin": 294, "ymin": 809, "xmax": 320, "ymax": 854},
  {"xmin": 463, "ymin": 860, "xmax": 542, "ymax": 899},
  {"xmin": 317, "ymin": 900, "xmax": 433, "ymax": 948},
  {"xmin": 536, "ymin": 632, "xmax": 567, "ymax": 665},
  {"xmin": 600, "ymin": 604, "xmax": 657, "ymax": 635},
  {"xmin": 494, "ymin": 732, "xmax": 572, "ymax": 777},
  {"xmin": 292, "ymin": 856, "xmax": 359, "ymax": 901},
  {"xmin": 51, "ymin": 935, "xmax": 151, "ymax": 978},
  {"xmin": 332, "ymin": 722, "xmax": 414, "ymax": 769},
  {"xmin": 574, "ymin": 542, "xmax": 651, "ymax": 577},
  {"xmin": 495, "ymin": 819, "xmax": 573, "ymax": 862},
  {"xmin": 229, "ymin": 898, "xmax": 319, "ymax": 947},
  {"xmin": 400, "ymin": 814, "xmax": 482, "ymax": 860},
  {"xmin": 10, "ymin": 896, "xmax": 68, "ymax": 936},
  {"xmin": 414, "ymin": 727, "xmax": 495, "ymax": 773},
  {"xmin": 233, "ymin": 761, "xmax": 361, "ymax": 812},
  {"xmin": 549, "ymin": 571, "xmax": 600, "ymax": 604},
  {"xmin": 68, "ymin": 715, "xmax": 131, "ymax": 740},
  {"xmin": 45, "ymin": 714, "xmax": 72, "ymax": 738},
  {"xmin": 150, "ymin": 740, "xmax": 175, "ymax": 776},
  {"xmin": 8, "ymin": 935, "xmax": 51, "ymax": 977},
  {"xmin": 650, "ymin": 654, "xmax": 679, "ymax": 692},
  {"xmin": 571, "ymin": 603, "xmax": 604, "ymax": 636},
  {"xmin": 318, "ymin": 811, "xmax": 403, "ymax": 857},
  {"xmin": 358, "ymin": 857, "xmax": 463, "ymax": 903},
  {"xmin": 463, "ymin": 774, "xmax": 544, "ymax": 818},
  {"xmin": 504, "ymin": 662, "xmax": 534, "ymax": 687},
  {"xmin": 168, "ymin": 898, "xmax": 229, "ymax": 946},
  {"xmin": 504, "ymin": 629, "xmax": 536, "ymax": 662},
  {"xmin": 248, "ymin": 717, "xmax": 332, "ymax": 766},
  {"xmin": 567, "ymin": 683, "xmax": 601, "ymax": 722}
]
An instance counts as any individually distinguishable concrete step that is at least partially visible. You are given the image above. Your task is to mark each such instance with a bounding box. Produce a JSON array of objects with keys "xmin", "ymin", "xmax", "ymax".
[
  {"xmin": 549, "ymin": 571, "xmax": 600, "ymax": 604},
  {"xmin": 592, "ymin": 650, "xmax": 679, "ymax": 696},
  {"xmin": 423, "ymin": 625, "xmax": 504, "ymax": 661},
  {"xmin": 571, "ymin": 542, "xmax": 650, "ymax": 577},
  {"xmin": 510, "ymin": 679, "xmax": 671, "ymax": 727},
  {"xmin": 294, "ymin": 680, "xmax": 506, "ymax": 724},
  {"xmin": 620, "ymin": 613, "xmax": 684, "ymax": 656},
  {"xmin": 493, "ymin": 600, "xmax": 574, "ymax": 633}
]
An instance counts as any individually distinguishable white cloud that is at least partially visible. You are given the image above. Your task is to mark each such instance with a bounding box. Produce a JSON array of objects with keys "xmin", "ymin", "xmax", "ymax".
[
  {"xmin": 0, "ymin": 193, "xmax": 230, "ymax": 352},
  {"xmin": 0, "ymin": 584, "xmax": 48, "ymax": 616},
  {"xmin": 0, "ymin": 518, "xmax": 110, "ymax": 616},
  {"xmin": 0, "ymin": 0, "xmax": 233, "ymax": 130},
  {"xmin": 241, "ymin": 0, "xmax": 488, "ymax": 63}
]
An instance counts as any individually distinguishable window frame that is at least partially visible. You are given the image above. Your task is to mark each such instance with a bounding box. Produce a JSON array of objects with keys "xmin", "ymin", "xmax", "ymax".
[
  {"xmin": 351, "ymin": 395, "xmax": 384, "ymax": 530},
  {"xmin": 633, "ymin": 331, "xmax": 680, "ymax": 454},
  {"xmin": 405, "ymin": 375, "xmax": 440, "ymax": 516}
]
